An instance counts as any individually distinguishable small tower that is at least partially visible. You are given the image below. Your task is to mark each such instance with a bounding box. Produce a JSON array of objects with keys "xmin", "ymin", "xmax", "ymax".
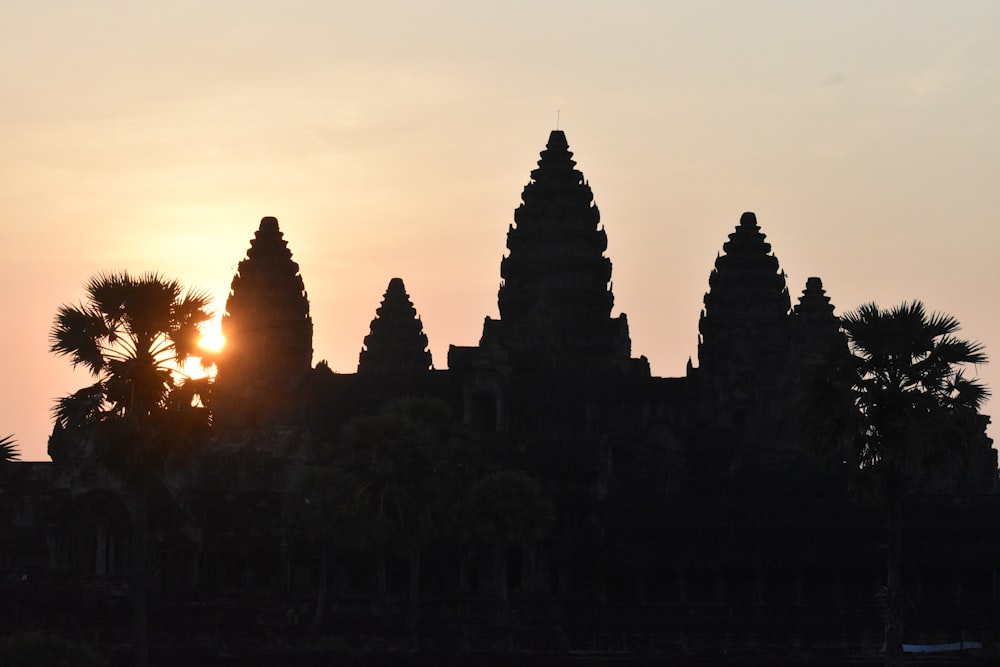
[
  {"xmin": 215, "ymin": 216, "xmax": 313, "ymax": 428},
  {"xmin": 358, "ymin": 278, "xmax": 433, "ymax": 375},
  {"xmin": 792, "ymin": 276, "xmax": 846, "ymax": 369},
  {"xmin": 480, "ymin": 130, "xmax": 634, "ymax": 373},
  {"xmin": 788, "ymin": 277, "xmax": 849, "ymax": 472}
]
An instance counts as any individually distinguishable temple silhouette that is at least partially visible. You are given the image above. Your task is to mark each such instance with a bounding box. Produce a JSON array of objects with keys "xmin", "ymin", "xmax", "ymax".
[{"xmin": 3, "ymin": 130, "xmax": 998, "ymax": 660}]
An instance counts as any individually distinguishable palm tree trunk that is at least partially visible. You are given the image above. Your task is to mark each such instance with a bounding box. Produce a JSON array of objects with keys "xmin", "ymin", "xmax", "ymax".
[
  {"xmin": 494, "ymin": 541, "xmax": 508, "ymax": 602},
  {"xmin": 191, "ymin": 542, "xmax": 202, "ymax": 589},
  {"xmin": 281, "ymin": 536, "xmax": 292, "ymax": 595},
  {"xmin": 313, "ymin": 542, "xmax": 329, "ymax": 627},
  {"xmin": 376, "ymin": 542, "xmax": 390, "ymax": 627},
  {"xmin": 523, "ymin": 541, "xmax": 537, "ymax": 596},
  {"xmin": 458, "ymin": 551, "xmax": 470, "ymax": 593},
  {"xmin": 408, "ymin": 547, "xmax": 421, "ymax": 635},
  {"xmin": 131, "ymin": 477, "xmax": 150, "ymax": 667},
  {"xmin": 884, "ymin": 477, "xmax": 904, "ymax": 667}
]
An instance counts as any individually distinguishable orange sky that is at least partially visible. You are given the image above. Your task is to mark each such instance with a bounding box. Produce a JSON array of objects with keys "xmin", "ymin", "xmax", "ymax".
[{"xmin": 2, "ymin": 1, "xmax": 998, "ymax": 461}]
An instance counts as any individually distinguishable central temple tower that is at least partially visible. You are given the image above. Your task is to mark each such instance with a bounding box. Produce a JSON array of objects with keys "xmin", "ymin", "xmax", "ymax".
[
  {"xmin": 479, "ymin": 130, "xmax": 636, "ymax": 373},
  {"xmin": 450, "ymin": 130, "xmax": 648, "ymax": 433}
]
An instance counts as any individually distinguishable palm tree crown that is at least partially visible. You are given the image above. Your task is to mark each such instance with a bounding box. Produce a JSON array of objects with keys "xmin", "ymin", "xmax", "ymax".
[
  {"xmin": 0, "ymin": 435, "xmax": 19, "ymax": 463},
  {"xmin": 49, "ymin": 271, "xmax": 213, "ymax": 470},
  {"xmin": 841, "ymin": 301, "xmax": 989, "ymax": 480}
]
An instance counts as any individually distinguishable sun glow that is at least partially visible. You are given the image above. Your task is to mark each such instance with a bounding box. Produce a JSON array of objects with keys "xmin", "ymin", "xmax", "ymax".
[
  {"xmin": 180, "ymin": 355, "xmax": 216, "ymax": 382},
  {"xmin": 197, "ymin": 319, "xmax": 226, "ymax": 354},
  {"xmin": 174, "ymin": 319, "xmax": 225, "ymax": 382}
]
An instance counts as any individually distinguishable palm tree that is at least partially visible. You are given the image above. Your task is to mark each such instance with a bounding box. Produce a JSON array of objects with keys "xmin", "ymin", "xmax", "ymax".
[
  {"xmin": 0, "ymin": 435, "xmax": 19, "ymax": 572},
  {"xmin": 468, "ymin": 469, "xmax": 554, "ymax": 604},
  {"xmin": 336, "ymin": 408, "xmax": 422, "ymax": 626},
  {"xmin": 50, "ymin": 271, "xmax": 213, "ymax": 667},
  {"xmin": 0, "ymin": 435, "xmax": 18, "ymax": 464},
  {"xmin": 807, "ymin": 301, "xmax": 989, "ymax": 666},
  {"xmin": 292, "ymin": 462, "xmax": 363, "ymax": 627},
  {"xmin": 333, "ymin": 397, "xmax": 468, "ymax": 631}
]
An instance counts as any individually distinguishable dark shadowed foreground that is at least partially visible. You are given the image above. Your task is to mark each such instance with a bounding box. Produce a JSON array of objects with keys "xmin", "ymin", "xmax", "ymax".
[{"xmin": 2, "ymin": 130, "xmax": 996, "ymax": 665}]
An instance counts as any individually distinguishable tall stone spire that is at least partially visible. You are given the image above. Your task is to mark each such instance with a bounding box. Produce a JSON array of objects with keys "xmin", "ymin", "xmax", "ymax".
[
  {"xmin": 694, "ymin": 212, "xmax": 794, "ymax": 463},
  {"xmin": 698, "ymin": 211, "xmax": 791, "ymax": 375},
  {"xmin": 215, "ymin": 216, "xmax": 313, "ymax": 428},
  {"xmin": 358, "ymin": 278, "xmax": 433, "ymax": 374},
  {"xmin": 480, "ymin": 130, "xmax": 633, "ymax": 372}
]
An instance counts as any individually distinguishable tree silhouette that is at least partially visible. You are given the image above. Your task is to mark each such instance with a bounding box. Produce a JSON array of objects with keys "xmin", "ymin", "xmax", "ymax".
[
  {"xmin": 0, "ymin": 435, "xmax": 18, "ymax": 464},
  {"xmin": 0, "ymin": 435, "xmax": 18, "ymax": 572},
  {"xmin": 468, "ymin": 469, "xmax": 554, "ymax": 603},
  {"xmin": 49, "ymin": 271, "xmax": 213, "ymax": 667},
  {"xmin": 331, "ymin": 397, "xmax": 470, "ymax": 630},
  {"xmin": 291, "ymin": 462, "xmax": 363, "ymax": 627},
  {"xmin": 807, "ymin": 301, "xmax": 989, "ymax": 666}
]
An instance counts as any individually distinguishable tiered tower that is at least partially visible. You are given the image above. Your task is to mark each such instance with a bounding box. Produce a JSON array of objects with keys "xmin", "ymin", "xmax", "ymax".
[
  {"xmin": 792, "ymin": 276, "xmax": 845, "ymax": 369},
  {"xmin": 695, "ymin": 212, "xmax": 793, "ymax": 462},
  {"xmin": 358, "ymin": 278, "xmax": 433, "ymax": 374},
  {"xmin": 698, "ymin": 211, "xmax": 791, "ymax": 374},
  {"xmin": 215, "ymin": 217, "xmax": 313, "ymax": 428},
  {"xmin": 479, "ymin": 130, "xmax": 635, "ymax": 373}
]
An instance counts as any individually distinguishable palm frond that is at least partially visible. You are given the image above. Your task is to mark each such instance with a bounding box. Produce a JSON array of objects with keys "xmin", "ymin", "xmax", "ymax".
[
  {"xmin": 933, "ymin": 336, "xmax": 987, "ymax": 367},
  {"xmin": 0, "ymin": 434, "xmax": 20, "ymax": 463},
  {"xmin": 49, "ymin": 305, "xmax": 110, "ymax": 375},
  {"xmin": 924, "ymin": 309, "xmax": 962, "ymax": 339},
  {"xmin": 949, "ymin": 372, "xmax": 990, "ymax": 411},
  {"xmin": 52, "ymin": 383, "xmax": 107, "ymax": 430}
]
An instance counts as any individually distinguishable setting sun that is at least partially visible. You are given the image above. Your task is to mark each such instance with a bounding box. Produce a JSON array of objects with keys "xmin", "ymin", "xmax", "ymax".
[
  {"xmin": 197, "ymin": 320, "xmax": 226, "ymax": 354},
  {"xmin": 173, "ymin": 319, "xmax": 225, "ymax": 382}
]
